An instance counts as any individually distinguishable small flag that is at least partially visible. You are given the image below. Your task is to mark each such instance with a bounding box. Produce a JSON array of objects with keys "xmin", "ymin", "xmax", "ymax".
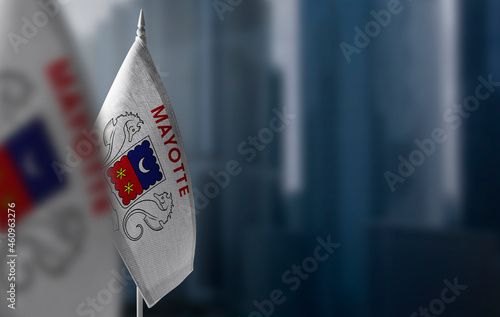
[{"xmin": 95, "ymin": 10, "xmax": 196, "ymax": 308}]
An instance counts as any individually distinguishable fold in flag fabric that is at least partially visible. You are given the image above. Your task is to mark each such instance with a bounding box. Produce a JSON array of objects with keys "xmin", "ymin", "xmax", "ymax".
[{"xmin": 95, "ymin": 16, "xmax": 196, "ymax": 308}]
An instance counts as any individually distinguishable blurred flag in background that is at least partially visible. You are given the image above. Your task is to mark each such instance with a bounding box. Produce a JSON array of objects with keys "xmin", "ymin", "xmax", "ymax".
[{"xmin": 0, "ymin": 1, "xmax": 121, "ymax": 316}]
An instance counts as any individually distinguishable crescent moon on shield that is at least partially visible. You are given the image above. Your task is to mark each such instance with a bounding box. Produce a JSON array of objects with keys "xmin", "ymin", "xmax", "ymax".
[{"xmin": 138, "ymin": 157, "xmax": 150, "ymax": 174}]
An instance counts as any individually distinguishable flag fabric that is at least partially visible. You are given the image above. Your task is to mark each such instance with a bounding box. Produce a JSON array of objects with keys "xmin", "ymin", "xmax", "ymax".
[
  {"xmin": 0, "ymin": 1, "xmax": 121, "ymax": 316},
  {"xmin": 95, "ymin": 23, "xmax": 196, "ymax": 308},
  {"xmin": 0, "ymin": 120, "xmax": 63, "ymax": 231}
]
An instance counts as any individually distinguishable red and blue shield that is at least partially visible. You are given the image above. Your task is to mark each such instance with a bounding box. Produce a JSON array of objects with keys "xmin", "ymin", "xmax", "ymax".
[{"xmin": 107, "ymin": 138, "xmax": 164, "ymax": 206}]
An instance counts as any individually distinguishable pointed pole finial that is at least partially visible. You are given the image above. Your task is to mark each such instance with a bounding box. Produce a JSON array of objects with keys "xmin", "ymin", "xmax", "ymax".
[{"xmin": 137, "ymin": 9, "xmax": 146, "ymax": 45}]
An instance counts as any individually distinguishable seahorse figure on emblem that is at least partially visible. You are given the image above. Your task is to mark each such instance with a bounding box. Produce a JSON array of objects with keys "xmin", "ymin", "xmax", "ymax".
[
  {"xmin": 123, "ymin": 192, "xmax": 174, "ymax": 241},
  {"xmin": 103, "ymin": 112, "xmax": 144, "ymax": 164}
]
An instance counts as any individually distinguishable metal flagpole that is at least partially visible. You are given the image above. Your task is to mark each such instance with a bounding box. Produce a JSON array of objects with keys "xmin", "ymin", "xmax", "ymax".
[
  {"xmin": 137, "ymin": 8, "xmax": 147, "ymax": 45},
  {"xmin": 136, "ymin": 9, "xmax": 146, "ymax": 317},
  {"xmin": 137, "ymin": 287, "xmax": 144, "ymax": 317}
]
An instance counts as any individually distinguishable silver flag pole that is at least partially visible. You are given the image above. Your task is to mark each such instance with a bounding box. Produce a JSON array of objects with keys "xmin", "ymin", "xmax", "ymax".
[
  {"xmin": 137, "ymin": 8, "xmax": 147, "ymax": 45},
  {"xmin": 136, "ymin": 9, "xmax": 146, "ymax": 317},
  {"xmin": 137, "ymin": 287, "xmax": 144, "ymax": 317}
]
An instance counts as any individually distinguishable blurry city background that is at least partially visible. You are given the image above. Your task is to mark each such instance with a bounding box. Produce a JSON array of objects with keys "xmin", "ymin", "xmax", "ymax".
[
  {"xmin": 69, "ymin": 0, "xmax": 499, "ymax": 316},
  {"xmin": 3, "ymin": 0, "xmax": 500, "ymax": 316}
]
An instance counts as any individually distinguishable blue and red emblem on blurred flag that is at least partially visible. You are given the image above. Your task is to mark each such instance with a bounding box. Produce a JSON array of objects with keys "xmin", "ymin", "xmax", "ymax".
[
  {"xmin": 107, "ymin": 138, "xmax": 164, "ymax": 206},
  {"xmin": 0, "ymin": 120, "xmax": 64, "ymax": 232}
]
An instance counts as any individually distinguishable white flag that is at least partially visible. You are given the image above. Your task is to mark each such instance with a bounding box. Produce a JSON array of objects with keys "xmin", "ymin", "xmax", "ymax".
[
  {"xmin": 0, "ymin": 1, "xmax": 121, "ymax": 317},
  {"xmin": 95, "ymin": 10, "xmax": 196, "ymax": 308}
]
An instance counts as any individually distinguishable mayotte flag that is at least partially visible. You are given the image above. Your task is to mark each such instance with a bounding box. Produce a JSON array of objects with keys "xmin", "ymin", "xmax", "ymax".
[
  {"xmin": 95, "ymin": 10, "xmax": 196, "ymax": 308},
  {"xmin": 107, "ymin": 139, "xmax": 164, "ymax": 206}
]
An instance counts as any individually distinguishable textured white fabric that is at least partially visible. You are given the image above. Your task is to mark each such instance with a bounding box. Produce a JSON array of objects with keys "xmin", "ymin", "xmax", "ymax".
[{"xmin": 96, "ymin": 37, "xmax": 196, "ymax": 308}]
